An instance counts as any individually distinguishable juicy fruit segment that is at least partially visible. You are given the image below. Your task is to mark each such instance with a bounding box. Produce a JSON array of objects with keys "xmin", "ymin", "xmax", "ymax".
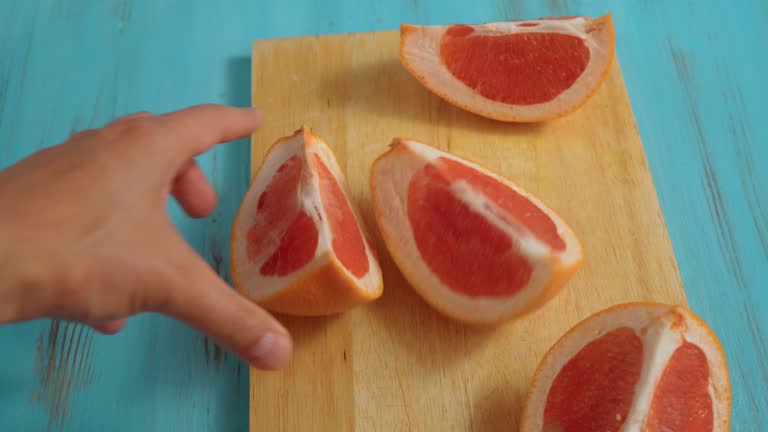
[
  {"xmin": 259, "ymin": 211, "xmax": 318, "ymax": 277},
  {"xmin": 521, "ymin": 303, "xmax": 731, "ymax": 432},
  {"xmin": 230, "ymin": 127, "xmax": 382, "ymax": 316},
  {"xmin": 440, "ymin": 27, "xmax": 590, "ymax": 105},
  {"xmin": 543, "ymin": 328, "xmax": 643, "ymax": 431},
  {"xmin": 247, "ymin": 155, "xmax": 318, "ymax": 276},
  {"xmin": 646, "ymin": 342, "xmax": 714, "ymax": 431},
  {"xmin": 312, "ymin": 154, "xmax": 369, "ymax": 278},
  {"xmin": 370, "ymin": 139, "xmax": 583, "ymax": 324},
  {"xmin": 423, "ymin": 157, "xmax": 565, "ymax": 250},
  {"xmin": 407, "ymin": 157, "xmax": 555, "ymax": 297},
  {"xmin": 400, "ymin": 14, "xmax": 615, "ymax": 122}
]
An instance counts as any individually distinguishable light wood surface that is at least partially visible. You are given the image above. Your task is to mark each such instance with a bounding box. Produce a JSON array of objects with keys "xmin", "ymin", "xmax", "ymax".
[{"xmin": 249, "ymin": 30, "xmax": 686, "ymax": 431}]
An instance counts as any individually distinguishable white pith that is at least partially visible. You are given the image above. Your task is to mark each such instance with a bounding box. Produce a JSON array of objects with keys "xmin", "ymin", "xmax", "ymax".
[
  {"xmin": 231, "ymin": 130, "xmax": 382, "ymax": 300},
  {"xmin": 371, "ymin": 139, "xmax": 582, "ymax": 323},
  {"xmin": 400, "ymin": 16, "xmax": 612, "ymax": 121},
  {"xmin": 522, "ymin": 304, "xmax": 730, "ymax": 432}
]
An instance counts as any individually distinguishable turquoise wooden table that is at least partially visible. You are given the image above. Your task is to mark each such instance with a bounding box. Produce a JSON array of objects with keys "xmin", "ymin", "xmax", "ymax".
[{"xmin": 0, "ymin": 1, "xmax": 765, "ymax": 430}]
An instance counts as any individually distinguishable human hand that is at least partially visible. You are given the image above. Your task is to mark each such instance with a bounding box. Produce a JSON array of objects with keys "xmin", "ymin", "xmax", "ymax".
[{"xmin": 0, "ymin": 104, "xmax": 292, "ymax": 370}]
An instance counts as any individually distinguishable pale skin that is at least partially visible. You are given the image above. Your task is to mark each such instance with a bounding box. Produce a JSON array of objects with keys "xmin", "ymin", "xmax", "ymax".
[{"xmin": 0, "ymin": 104, "xmax": 292, "ymax": 370}]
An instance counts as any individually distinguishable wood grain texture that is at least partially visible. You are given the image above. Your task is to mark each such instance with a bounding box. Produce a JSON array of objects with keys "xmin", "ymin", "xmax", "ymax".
[{"xmin": 248, "ymin": 30, "xmax": 687, "ymax": 430}]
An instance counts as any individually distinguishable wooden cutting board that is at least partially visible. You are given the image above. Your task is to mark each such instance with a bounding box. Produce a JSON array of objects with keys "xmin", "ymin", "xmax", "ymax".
[{"xmin": 248, "ymin": 30, "xmax": 686, "ymax": 431}]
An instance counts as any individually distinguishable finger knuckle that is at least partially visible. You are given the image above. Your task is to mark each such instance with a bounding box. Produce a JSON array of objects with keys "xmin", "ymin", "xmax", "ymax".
[
  {"xmin": 121, "ymin": 117, "xmax": 158, "ymax": 137},
  {"xmin": 67, "ymin": 128, "xmax": 100, "ymax": 143}
]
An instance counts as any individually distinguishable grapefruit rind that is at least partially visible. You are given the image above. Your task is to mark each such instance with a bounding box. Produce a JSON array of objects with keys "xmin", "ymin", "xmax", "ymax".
[
  {"xmin": 520, "ymin": 302, "xmax": 731, "ymax": 431},
  {"xmin": 370, "ymin": 138, "xmax": 583, "ymax": 324},
  {"xmin": 399, "ymin": 14, "xmax": 615, "ymax": 122},
  {"xmin": 230, "ymin": 127, "xmax": 383, "ymax": 316}
]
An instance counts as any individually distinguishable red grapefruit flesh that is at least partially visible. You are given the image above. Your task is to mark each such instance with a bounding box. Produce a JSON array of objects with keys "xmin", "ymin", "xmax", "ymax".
[
  {"xmin": 312, "ymin": 154, "xmax": 369, "ymax": 279},
  {"xmin": 231, "ymin": 127, "xmax": 382, "ymax": 316},
  {"xmin": 440, "ymin": 27, "xmax": 590, "ymax": 105},
  {"xmin": 407, "ymin": 158, "xmax": 534, "ymax": 298},
  {"xmin": 521, "ymin": 303, "xmax": 731, "ymax": 432},
  {"xmin": 370, "ymin": 138, "xmax": 583, "ymax": 324},
  {"xmin": 543, "ymin": 328, "xmax": 644, "ymax": 431},
  {"xmin": 646, "ymin": 341, "xmax": 714, "ymax": 431},
  {"xmin": 400, "ymin": 14, "xmax": 615, "ymax": 122}
]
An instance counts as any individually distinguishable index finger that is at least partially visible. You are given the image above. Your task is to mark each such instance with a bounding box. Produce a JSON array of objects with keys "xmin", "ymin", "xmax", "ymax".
[{"xmin": 152, "ymin": 104, "xmax": 263, "ymax": 164}]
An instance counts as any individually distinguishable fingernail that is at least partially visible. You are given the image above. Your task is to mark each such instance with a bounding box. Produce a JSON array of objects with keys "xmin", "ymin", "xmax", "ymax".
[
  {"xmin": 89, "ymin": 319, "xmax": 127, "ymax": 335},
  {"xmin": 248, "ymin": 331, "xmax": 291, "ymax": 370}
]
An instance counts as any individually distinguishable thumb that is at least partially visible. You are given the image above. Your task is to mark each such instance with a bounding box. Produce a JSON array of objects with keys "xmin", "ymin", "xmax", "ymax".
[
  {"xmin": 162, "ymin": 251, "xmax": 293, "ymax": 370},
  {"xmin": 89, "ymin": 318, "xmax": 127, "ymax": 335}
]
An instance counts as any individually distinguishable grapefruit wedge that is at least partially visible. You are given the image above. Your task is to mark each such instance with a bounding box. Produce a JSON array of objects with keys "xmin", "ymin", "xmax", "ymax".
[
  {"xmin": 370, "ymin": 139, "xmax": 582, "ymax": 324},
  {"xmin": 521, "ymin": 303, "xmax": 731, "ymax": 432},
  {"xmin": 400, "ymin": 14, "xmax": 615, "ymax": 122},
  {"xmin": 230, "ymin": 127, "xmax": 382, "ymax": 316}
]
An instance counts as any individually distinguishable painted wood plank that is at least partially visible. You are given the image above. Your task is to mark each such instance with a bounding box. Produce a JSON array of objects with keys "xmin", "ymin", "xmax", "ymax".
[
  {"xmin": 615, "ymin": 4, "xmax": 768, "ymax": 427},
  {"xmin": 0, "ymin": 0, "xmax": 765, "ymax": 430}
]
